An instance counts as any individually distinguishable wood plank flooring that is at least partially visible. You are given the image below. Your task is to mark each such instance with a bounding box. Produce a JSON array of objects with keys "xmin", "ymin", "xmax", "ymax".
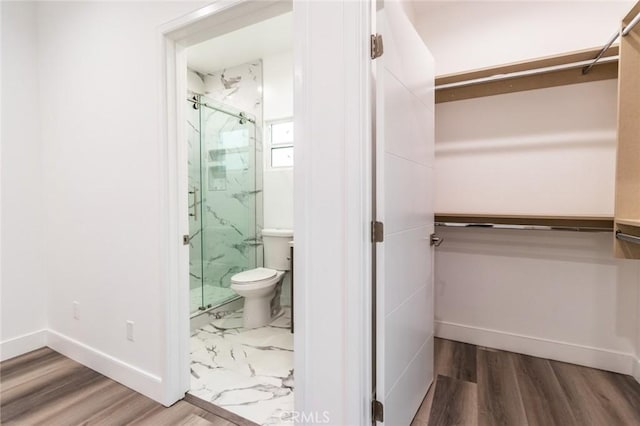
[
  {"xmin": 428, "ymin": 376, "xmax": 477, "ymax": 426},
  {"xmin": 0, "ymin": 347, "xmax": 237, "ymax": 426},
  {"xmin": 4, "ymin": 341, "xmax": 640, "ymax": 426},
  {"xmin": 414, "ymin": 338, "xmax": 640, "ymax": 426}
]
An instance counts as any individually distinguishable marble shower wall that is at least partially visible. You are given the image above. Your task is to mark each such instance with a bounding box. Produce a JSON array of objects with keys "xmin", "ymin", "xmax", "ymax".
[{"xmin": 188, "ymin": 61, "xmax": 264, "ymax": 306}]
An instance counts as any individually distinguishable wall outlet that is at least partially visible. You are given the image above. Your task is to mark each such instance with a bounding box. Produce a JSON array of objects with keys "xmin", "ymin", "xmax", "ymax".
[
  {"xmin": 73, "ymin": 301, "xmax": 79, "ymax": 320},
  {"xmin": 126, "ymin": 320, "xmax": 135, "ymax": 341}
]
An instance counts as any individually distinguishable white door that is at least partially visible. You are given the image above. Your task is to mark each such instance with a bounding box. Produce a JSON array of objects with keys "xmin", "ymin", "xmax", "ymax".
[{"xmin": 374, "ymin": 2, "xmax": 435, "ymax": 424}]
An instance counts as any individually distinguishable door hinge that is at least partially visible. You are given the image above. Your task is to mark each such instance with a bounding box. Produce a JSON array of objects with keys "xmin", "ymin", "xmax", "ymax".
[
  {"xmin": 182, "ymin": 234, "xmax": 190, "ymax": 245},
  {"xmin": 371, "ymin": 34, "xmax": 384, "ymax": 59},
  {"xmin": 372, "ymin": 399, "xmax": 384, "ymax": 422},
  {"xmin": 372, "ymin": 221, "xmax": 384, "ymax": 243}
]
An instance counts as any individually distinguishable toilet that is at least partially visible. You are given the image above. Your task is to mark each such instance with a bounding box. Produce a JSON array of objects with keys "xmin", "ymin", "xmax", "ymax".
[{"xmin": 230, "ymin": 228, "xmax": 293, "ymax": 329}]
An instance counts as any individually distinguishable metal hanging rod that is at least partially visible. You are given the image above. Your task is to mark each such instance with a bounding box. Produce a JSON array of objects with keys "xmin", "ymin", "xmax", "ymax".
[
  {"xmin": 435, "ymin": 222, "xmax": 612, "ymax": 233},
  {"xmin": 623, "ymin": 10, "xmax": 640, "ymax": 36},
  {"xmin": 186, "ymin": 97, "xmax": 255, "ymax": 124},
  {"xmin": 616, "ymin": 230, "xmax": 640, "ymax": 244},
  {"xmin": 583, "ymin": 11, "xmax": 640, "ymax": 75},
  {"xmin": 435, "ymin": 56, "xmax": 618, "ymax": 90},
  {"xmin": 581, "ymin": 31, "xmax": 621, "ymax": 75}
]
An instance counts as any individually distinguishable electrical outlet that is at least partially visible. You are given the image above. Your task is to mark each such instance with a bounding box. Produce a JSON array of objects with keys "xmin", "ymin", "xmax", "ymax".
[
  {"xmin": 73, "ymin": 301, "xmax": 79, "ymax": 320},
  {"xmin": 126, "ymin": 321, "xmax": 134, "ymax": 341}
]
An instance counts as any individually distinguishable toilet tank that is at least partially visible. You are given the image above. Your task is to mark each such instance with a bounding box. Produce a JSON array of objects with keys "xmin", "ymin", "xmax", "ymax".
[{"xmin": 262, "ymin": 228, "xmax": 293, "ymax": 271}]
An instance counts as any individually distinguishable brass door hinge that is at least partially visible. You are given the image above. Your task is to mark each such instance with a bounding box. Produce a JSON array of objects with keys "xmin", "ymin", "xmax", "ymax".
[
  {"xmin": 372, "ymin": 221, "xmax": 384, "ymax": 243},
  {"xmin": 372, "ymin": 399, "xmax": 384, "ymax": 422},
  {"xmin": 183, "ymin": 234, "xmax": 190, "ymax": 245},
  {"xmin": 371, "ymin": 34, "xmax": 384, "ymax": 59}
]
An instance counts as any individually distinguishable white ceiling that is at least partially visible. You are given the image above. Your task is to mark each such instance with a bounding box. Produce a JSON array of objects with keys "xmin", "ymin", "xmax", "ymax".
[
  {"xmin": 187, "ymin": 12, "xmax": 293, "ymax": 73},
  {"xmin": 410, "ymin": 0, "xmax": 635, "ymax": 75}
]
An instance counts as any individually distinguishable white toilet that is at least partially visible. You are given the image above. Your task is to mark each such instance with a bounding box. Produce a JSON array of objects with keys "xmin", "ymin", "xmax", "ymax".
[{"xmin": 230, "ymin": 228, "xmax": 293, "ymax": 329}]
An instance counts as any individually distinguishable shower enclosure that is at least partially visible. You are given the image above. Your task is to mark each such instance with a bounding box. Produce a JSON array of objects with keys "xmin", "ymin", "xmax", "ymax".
[{"xmin": 187, "ymin": 93, "xmax": 262, "ymax": 314}]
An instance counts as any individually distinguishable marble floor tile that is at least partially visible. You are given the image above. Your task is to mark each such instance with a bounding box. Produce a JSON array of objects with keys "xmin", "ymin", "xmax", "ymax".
[{"xmin": 189, "ymin": 308, "xmax": 294, "ymax": 425}]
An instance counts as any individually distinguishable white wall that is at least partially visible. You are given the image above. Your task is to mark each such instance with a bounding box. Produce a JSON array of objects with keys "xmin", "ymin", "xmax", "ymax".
[
  {"xmin": 413, "ymin": 0, "xmax": 635, "ymax": 75},
  {"xmin": 263, "ymin": 50, "xmax": 294, "ymax": 230},
  {"xmin": 35, "ymin": 1, "xmax": 205, "ymax": 402},
  {"xmin": 414, "ymin": 0, "xmax": 640, "ymax": 374},
  {"xmin": 436, "ymin": 228, "xmax": 640, "ymax": 373},
  {"xmin": 0, "ymin": 1, "xmax": 47, "ymax": 360},
  {"xmin": 1, "ymin": 2, "xmax": 374, "ymax": 421},
  {"xmin": 636, "ymin": 283, "xmax": 640, "ymax": 381},
  {"xmin": 293, "ymin": 1, "xmax": 373, "ymax": 421},
  {"xmin": 435, "ymin": 80, "xmax": 617, "ymax": 216}
]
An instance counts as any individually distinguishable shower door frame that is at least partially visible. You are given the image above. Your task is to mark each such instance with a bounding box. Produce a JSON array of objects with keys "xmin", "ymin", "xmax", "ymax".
[{"xmin": 158, "ymin": 1, "xmax": 373, "ymax": 423}]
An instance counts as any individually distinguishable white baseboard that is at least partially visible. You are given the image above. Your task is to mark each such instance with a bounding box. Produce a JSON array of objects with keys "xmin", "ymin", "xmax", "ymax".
[
  {"xmin": 0, "ymin": 329, "xmax": 48, "ymax": 361},
  {"xmin": 436, "ymin": 320, "xmax": 634, "ymax": 375},
  {"xmin": 633, "ymin": 358, "xmax": 640, "ymax": 384},
  {"xmin": 46, "ymin": 330, "xmax": 163, "ymax": 402}
]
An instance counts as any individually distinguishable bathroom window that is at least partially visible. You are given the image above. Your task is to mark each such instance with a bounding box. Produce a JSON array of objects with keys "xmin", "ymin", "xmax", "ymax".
[{"xmin": 266, "ymin": 119, "xmax": 293, "ymax": 168}]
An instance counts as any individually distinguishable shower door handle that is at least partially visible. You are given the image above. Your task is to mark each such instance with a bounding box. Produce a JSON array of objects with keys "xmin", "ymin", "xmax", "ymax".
[{"xmin": 189, "ymin": 188, "xmax": 198, "ymax": 221}]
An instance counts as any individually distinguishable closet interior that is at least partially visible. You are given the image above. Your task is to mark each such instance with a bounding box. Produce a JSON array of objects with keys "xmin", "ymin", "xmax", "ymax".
[{"xmin": 434, "ymin": 1, "xmax": 640, "ymax": 259}]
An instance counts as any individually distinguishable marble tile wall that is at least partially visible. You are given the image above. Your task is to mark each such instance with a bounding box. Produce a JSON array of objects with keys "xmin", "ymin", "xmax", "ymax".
[{"xmin": 188, "ymin": 61, "xmax": 264, "ymax": 308}]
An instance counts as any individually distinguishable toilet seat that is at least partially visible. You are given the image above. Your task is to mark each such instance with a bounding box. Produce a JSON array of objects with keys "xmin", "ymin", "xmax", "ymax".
[{"xmin": 231, "ymin": 267, "xmax": 281, "ymax": 288}]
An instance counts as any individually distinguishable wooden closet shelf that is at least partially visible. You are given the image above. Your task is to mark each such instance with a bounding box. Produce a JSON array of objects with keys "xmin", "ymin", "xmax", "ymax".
[
  {"xmin": 615, "ymin": 218, "xmax": 640, "ymax": 228},
  {"xmin": 435, "ymin": 214, "xmax": 614, "ymax": 230},
  {"xmin": 435, "ymin": 46, "xmax": 619, "ymax": 103}
]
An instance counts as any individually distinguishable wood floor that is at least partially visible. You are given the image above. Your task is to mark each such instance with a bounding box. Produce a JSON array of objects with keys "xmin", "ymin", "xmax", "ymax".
[
  {"xmin": 4, "ymin": 341, "xmax": 640, "ymax": 426},
  {"xmin": 0, "ymin": 347, "xmax": 237, "ymax": 426},
  {"xmin": 413, "ymin": 338, "xmax": 640, "ymax": 426}
]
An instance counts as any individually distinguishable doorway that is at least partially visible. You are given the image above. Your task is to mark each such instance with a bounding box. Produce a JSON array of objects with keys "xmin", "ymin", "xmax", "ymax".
[
  {"xmin": 179, "ymin": 7, "xmax": 295, "ymax": 425},
  {"xmin": 160, "ymin": 0, "xmax": 375, "ymax": 423}
]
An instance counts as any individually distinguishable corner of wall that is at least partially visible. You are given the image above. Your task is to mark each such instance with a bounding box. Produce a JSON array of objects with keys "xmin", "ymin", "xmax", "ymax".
[
  {"xmin": 397, "ymin": 0, "xmax": 418, "ymax": 27},
  {"xmin": 0, "ymin": 330, "xmax": 48, "ymax": 362},
  {"xmin": 634, "ymin": 357, "xmax": 640, "ymax": 384},
  {"xmin": 1, "ymin": 327, "xmax": 167, "ymax": 403},
  {"xmin": 1, "ymin": 0, "xmax": 47, "ymax": 354}
]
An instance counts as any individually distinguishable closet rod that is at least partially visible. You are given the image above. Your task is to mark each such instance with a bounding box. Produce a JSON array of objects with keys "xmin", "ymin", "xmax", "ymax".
[
  {"xmin": 616, "ymin": 231, "xmax": 640, "ymax": 244},
  {"xmin": 583, "ymin": 11, "xmax": 640, "ymax": 75},
  {"xmin": 623, "ymin": 11, "xmax": 640, "ymax": 36},
  {"xmin": 435, "ymin": 56, "xmax": 618, "ymax": 90},
  {"xmin": 435, "ymin": 222, "xmax": 612, "ymax": 233}
]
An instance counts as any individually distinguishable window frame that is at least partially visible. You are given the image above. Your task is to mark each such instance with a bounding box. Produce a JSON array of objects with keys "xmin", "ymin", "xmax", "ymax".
[{"xmin": 265, "ymin": 117, "xmax": 294, "ymax": 169}]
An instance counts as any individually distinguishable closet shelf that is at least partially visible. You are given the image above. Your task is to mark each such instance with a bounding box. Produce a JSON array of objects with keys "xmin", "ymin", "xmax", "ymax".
[
  {"xmin": 435, "ymin": 45, "xmax": 619, "ymax": 103},
  {"xmin": 615, "ymin": 218, "xmax": 640, "ymax": 227},
  {"xmin": 435, "ymin": 213, "xmax": 614, "ymax": 230}
]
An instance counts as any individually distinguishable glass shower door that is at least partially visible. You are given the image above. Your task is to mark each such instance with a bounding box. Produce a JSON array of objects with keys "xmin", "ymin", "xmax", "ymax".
[
  {"xmin": 187, "ymin": 96, "xmax": 204, "ymax": 314},
  {"xmin": 199, "ymin": 97, "xmax": 259, "ymax": 309}
]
